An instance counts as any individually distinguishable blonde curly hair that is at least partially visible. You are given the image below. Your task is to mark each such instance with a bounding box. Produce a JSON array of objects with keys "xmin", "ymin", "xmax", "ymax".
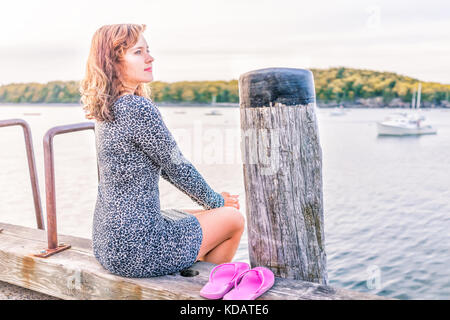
[{"xmin": 80, "ymin": 24, "xmax": 151, "ymax": 122}]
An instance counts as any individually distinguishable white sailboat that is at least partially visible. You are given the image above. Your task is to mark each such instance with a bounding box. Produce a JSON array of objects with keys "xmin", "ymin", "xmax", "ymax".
[{"xmin": 377, "ymin": 83, "xmax": 437, "ymax": 136}]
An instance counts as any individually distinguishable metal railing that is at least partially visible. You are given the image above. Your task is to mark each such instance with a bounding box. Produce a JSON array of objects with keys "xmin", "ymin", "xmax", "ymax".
[
  {"xmin": 38, "ymin": 122, "xmax": 96, "ymax": 257},
  {"xmin": 0, "ymin": 119, "xmax": 44, "ymax": 230}
]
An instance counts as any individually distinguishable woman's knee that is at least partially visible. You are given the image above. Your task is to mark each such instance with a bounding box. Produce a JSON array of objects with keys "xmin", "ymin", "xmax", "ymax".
[{"xmin": 222, "ymin": 207, "xmax": 245, "ymax": 233}]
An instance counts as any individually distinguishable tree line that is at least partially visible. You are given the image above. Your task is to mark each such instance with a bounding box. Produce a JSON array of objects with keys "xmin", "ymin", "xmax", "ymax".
[{"xmin": 0, "ymin": 67, "xmax": 449, "ymax": 105}]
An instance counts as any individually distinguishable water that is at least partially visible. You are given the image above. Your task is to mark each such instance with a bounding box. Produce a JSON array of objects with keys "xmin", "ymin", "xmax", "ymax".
[{"xmin": 0, "ymin": 103, "xmax": 449, "ymax": 300}]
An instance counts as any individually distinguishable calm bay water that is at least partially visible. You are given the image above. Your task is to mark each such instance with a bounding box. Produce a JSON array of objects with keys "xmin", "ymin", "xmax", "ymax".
[{"xmin": 0, "ymin": 103, "xmax": 449, "ymax": 300}]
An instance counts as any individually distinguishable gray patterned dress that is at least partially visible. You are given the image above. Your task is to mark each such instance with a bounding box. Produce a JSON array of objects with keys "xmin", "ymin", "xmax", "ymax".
[{"xmin": 93, "ymin": 94, "xmax": 224, "ymax": 278}]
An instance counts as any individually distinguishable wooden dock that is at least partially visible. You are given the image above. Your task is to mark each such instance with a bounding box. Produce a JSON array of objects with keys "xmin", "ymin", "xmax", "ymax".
[{"xmin": 0, "ymin": 218, "xmax": 391, "ymax": 300}]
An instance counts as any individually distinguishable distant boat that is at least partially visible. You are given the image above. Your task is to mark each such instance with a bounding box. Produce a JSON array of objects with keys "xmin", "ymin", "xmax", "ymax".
[
  {"xmin": 330, "ymin": 105, "xmax": 346, "ymax": 116},
  {"xmin": 205, "ymin": 110, "xmax": 222, "ymax": 116},
  {"xmin": 377, "ymin": 112, "xmax": 436, "ymax": 136},
  {"xmin": 377, "ymin": 83, "xmax": 437, "ymax": 136},
  {"xmin": 23, "ymin": 112, "xmax": 41, "ymax": 116},
  {"xmin": 174, "ymin": 110, "xmax": 186, "ymax": 114}
]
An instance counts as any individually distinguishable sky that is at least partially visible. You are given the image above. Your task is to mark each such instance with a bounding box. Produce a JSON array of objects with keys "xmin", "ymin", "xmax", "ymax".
[{"xmin": 0, "ymin": 0, "xmax": 449, "ymax": 85}]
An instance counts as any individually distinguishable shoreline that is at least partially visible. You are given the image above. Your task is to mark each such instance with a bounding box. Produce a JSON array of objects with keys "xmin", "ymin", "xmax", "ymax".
[{"xmin": 1, "ymin": 102, "xmax": 449, "ymax": 109}]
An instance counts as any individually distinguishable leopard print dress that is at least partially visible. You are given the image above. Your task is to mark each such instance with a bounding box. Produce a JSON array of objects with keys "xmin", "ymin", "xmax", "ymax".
[{"xmin": 93, "ymin": 94, "xmax": 224, "ymax": 278}]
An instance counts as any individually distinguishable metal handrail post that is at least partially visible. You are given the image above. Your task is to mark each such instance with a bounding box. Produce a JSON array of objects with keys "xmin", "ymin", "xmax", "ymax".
[
  {"xmin": 41, "ymin": 122, "xmax": 95, "ymax": 255},
  {"xmin": 0, "ymin": 119, "xmax": 44, "ymax": 230}
]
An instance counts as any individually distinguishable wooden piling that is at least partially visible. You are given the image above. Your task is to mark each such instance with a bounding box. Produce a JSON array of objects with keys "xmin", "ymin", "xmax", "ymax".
[{"xmin": 239, "ymin": 68, "xmax": 327, "ymax": 284}]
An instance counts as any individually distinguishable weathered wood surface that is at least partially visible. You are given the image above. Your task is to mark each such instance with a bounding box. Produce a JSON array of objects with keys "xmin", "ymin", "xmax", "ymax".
[
  {"xmin": 0, "ymin": 221, "xmax": 392, "ymax": 300},
  {"xmin": 239, "ymin": 68, "xmax": 328, "ymax": 284},
  {"xmin": 0, "ymin": 280, "xmax": 59, "ymax": 300}
]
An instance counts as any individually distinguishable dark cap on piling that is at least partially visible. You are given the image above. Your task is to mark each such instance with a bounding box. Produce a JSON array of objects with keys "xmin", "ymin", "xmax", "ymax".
[{"xmin": 238, "ymin": 67, "xmax": 315, "ymax": 108}]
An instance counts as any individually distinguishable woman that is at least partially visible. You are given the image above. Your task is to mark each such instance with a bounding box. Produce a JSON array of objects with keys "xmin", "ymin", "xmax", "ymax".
[{"xmin": 80, "ymin": 24, "xmax": 244, "ymax": 278}]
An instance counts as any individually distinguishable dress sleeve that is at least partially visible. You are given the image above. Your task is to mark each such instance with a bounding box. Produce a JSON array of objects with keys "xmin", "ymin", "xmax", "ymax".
[{"xmin": 130, "ymin": 97, "xmax": 224, "ymax": 210}]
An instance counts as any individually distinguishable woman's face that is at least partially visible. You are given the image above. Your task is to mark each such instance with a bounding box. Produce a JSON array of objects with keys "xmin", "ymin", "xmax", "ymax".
[{"xmin": 118, "ymin": 33, "xmax": 154, "ymax": 91}]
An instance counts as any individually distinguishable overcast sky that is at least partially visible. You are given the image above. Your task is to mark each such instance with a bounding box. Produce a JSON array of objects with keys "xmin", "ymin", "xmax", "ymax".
[{"xmin": 1, "ymin": 0, "xmax": 449, "ymax": 85}]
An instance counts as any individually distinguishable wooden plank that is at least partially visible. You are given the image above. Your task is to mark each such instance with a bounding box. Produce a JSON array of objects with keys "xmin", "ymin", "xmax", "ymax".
[
  {"xmin": 0, "ymin": 280, "xmax": 60, "ymax": 300},
  {"xmin": 0, "ymin": 222, "xmax": 92, "ymax": 252},
  {"xmin": 0, "ymin": 222, "xmax": 393, "ymax": 300}
]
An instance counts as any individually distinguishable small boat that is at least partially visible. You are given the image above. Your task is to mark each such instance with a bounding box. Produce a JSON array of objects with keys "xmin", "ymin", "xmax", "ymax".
[
  {"xmin": 205, "ymin": 110, "xmax": 222, "ymax": 116},
  {"xmin": 330, "ymin": 105, "xmax": 346, "ymax": 116},
  {"xmin": 174, "ymin": 110, "xmax": 186, "ymax": 114},
  {"xmin": 23, "ymin": 112, "xmax": 41, "ymax": 116},
  {"xmin": 377, "ymin": 82, "xmax": 437, "ymax": 136},
  {"xmin": 377, "ymin": 112, "xmax": 437, "ymax": 136}
]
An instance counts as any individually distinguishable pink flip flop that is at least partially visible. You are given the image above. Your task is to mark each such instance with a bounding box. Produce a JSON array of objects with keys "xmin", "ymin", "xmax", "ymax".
[
  {"xmin": 200, "ymin": 262, "xmax": 250, "ymax": 299},
  {"xmin": 222, "ymin": 267, "xmax": 275, "ymax": 300}
]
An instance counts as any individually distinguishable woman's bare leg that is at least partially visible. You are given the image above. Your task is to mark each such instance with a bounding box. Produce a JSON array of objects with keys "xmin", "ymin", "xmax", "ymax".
[
  {"xmin": 183, "ymin": 207, "xmax": 245, "ymax": 265},
  {"xmin": 182, "ymin": 209, "xmax": 210, "ymax": 261}
]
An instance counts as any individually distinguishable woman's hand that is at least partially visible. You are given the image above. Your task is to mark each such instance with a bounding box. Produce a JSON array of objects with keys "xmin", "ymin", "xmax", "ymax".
[{"xmin": 220, "ymin": 192, "xmax": 240, "ymax": 210}]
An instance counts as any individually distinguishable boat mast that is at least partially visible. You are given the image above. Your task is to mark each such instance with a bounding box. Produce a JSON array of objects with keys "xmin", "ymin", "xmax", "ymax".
[
  {"xmin": 417, "ymin": 82, "xmax": 422, "ymax": 109},
  {"xmin": 411, "ymin": 86, "xmax": 416, "ymax": 109}
]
